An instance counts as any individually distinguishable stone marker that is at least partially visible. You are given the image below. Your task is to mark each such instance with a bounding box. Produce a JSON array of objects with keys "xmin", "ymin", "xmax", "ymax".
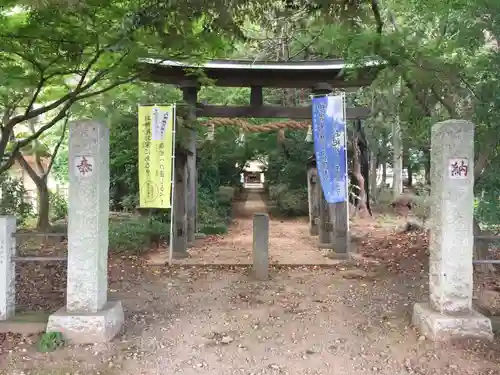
[
  {"xmin": 252, "ymin": 213, "xmax": 269, "ymax": 280},
  {"xmin": 173, "ymin": 153, "xmax": 189, "ymax": 258},
  {"xmin": 329, "ymin": 202, "xmax": 350, "ymax": 259},
  {"xmin": 0, "ymin": 216, "xmax": 16, "ymax": 321},
  {"xmin": 318, "ymin": 186, "xmax": 333, "ymax": 248},
  {"xmin": 307, "ymin": 166, "xmax": 319, "ymax": 236},
  {"xmin": 46, "ymin": 120, "xmax": 124, "ymax": 344},
  {"xmin": 412, "ymin": 119, "xmax": 492, "ymax": 341}
]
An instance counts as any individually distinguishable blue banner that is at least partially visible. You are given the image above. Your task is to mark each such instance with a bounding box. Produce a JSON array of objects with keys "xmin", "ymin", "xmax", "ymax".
[{"xmin": 312, "ymin": 95, "xmax": 347, "ymax": 203}]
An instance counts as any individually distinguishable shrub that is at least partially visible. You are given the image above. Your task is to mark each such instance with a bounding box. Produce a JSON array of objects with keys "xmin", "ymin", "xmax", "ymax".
[
  {"xmin": 375, "ymin": 187, "xmax": 393, "ymax": 207},
  {"xmin": 109, "ymin": 216, "xmax": 168, "ymax": 253},
  {"xmin": 49, "ymin": 190, "xmax": 68, "ymax": 221},
  {"xmin": 268, "ymin": 184, "xmax": 308, "ymax": 217},
  {"xmin": 0, "ymin": 173, "xmax": 34, "ymax": 225},
  {"xmin": 197, "ymin": 185, "xmax": 235, "ymax": 231},
  {"xmin": 412, "ymin": 194, "xmax": 431, "ymax": 225},
  {"xmin": 199, "ymin": 223, "xmax": 227, "ymax": 235},
  {"xmin": 414, "ymin": 183, "xmax": 431, "ymax": 196}
]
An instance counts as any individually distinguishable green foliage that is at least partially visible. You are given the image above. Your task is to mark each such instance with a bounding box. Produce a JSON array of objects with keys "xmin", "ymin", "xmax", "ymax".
[
  {"xmin": 411, "ymin": 194, "xmax": 431, "ymax": 225},
  {"xmin": 49, "ymin": 190, "xmax": 68, "ymax": 221},
  {"xmin": 109, "ymin": 114, "xmax": 139, "ymax": 211},
  {"xmin": 0, "ymin": 0, "xmax": 246, "ymax": 174},
  {"xmin": 414, "ymin": 183, "xmax": 431, "ymax": 196},
  {"xmin": 376, "ymin": 188, "xmax": 394, "ymax": 208},
  {"xmin": 254, "ymin": 130, "xmax": 312, "ymax": 217},
  {"xmin": 199, "ymin": 223, "xmax": 228, "ymax": 235},
  {"xmin": 50, "ymin": 145, "xmax": 69, "ymax": 183},
  {"xmin": 0, "ymin": 173, "xmax": 34, "ymax": 225},
  {"xmin": 475, "ymin": 168, "xmax": 500, "ymax": 230},
  {"xmin": 109, "ymin": 215, "xmax": 167, "ymax": 253},
  {"xmin": 198, "ymin": 186, "xmax": 235, "ymax": 228},
  {"xmin": 37, "ymin": 331, "xmax": 64, "ymax": 353},
  {"xmin": 268, "ymin": 184, "xmax": 309, "ymax": 217}
]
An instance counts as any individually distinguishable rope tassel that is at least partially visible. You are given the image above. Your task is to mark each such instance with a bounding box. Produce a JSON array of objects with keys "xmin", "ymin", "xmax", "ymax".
[
  {"xmin": 237, "ymin": 128, "xmax": 245, "ymax": 145},
  {"xmin": 206, "ymin": 123, "xmax": 215, "ymax": 140},
  {"xmin": 305, "ymin": 125, "xmax": 313, "ymax": 142}
]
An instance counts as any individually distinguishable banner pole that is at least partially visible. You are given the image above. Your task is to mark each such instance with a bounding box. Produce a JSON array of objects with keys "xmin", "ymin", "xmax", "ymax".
[
  {"xmin": 168, "ymin": 104, "xmax": 177, "ymax": 265},
  {"xmin": 342, "ymin": 92, "xmax": 350, "ymax": 232}
]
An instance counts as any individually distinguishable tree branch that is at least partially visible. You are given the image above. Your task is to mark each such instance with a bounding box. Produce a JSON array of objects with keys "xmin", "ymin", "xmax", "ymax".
[
  {"xmin": 45, "ymin": 115, "xmax": 69, "ymax": 177},
  {"xmin": 75, "ymin": 73, "xmax": 139, "ymax": 101},
  {"xmin": 15, "ymin": 151, "xmax": 42, "ymax": 186}
]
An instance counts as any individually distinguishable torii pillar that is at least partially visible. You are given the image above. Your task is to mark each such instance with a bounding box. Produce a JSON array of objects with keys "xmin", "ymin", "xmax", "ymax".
[
  {"xmin": 312, "ymin": 83, "xmax": 334, "ymax": 248},
  {"xmin": 181, "ymin": 82, "xmax": 199, "ymax": 246}
]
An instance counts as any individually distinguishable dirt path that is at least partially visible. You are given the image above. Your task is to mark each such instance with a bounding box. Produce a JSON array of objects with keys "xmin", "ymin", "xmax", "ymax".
[
  {"xmin": 2, "ymin": 201, "xmax": 500, "ymax": 374},
  {"xmin": 3, "ymin": 258, "xmax": 500, "ymax": 375},
  {"xmin": 174, "ymin": 189, "xmax": 339, "ymax": 265}
]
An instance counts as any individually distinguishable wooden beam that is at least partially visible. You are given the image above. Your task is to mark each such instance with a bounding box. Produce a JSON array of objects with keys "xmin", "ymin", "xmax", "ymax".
[
  {"xmin": 139, "ymin": 63, "xmax": 380, "ymax": 88},
  {"xmin": 196, "ymin": 104, "xmax": 370, "ymax": 120},
  {"xmin": 251, "ymin": 86, "xmax": 263, "ymax": 106},
  {"xmin": 181, "ymin": 86, "xmax": 198, "ymax": 245}
]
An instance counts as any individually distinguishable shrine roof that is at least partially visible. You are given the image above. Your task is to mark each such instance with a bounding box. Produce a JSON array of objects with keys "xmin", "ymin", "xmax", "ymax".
[{"xmin": 138, "ymin": 58, "xmax": 382, "ymax": 89}]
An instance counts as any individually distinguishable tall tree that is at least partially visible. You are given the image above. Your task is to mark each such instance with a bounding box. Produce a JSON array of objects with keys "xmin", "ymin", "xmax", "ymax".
[{"xmin": 0, "ymin": 0, "xmax": 245, "ymax": 173}]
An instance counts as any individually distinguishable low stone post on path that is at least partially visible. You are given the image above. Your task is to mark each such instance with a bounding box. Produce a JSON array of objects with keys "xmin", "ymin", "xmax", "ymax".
[
  {"xmin": 46, "ymin": 120, "xmax": 124, "ymax": 344},
  {"xmin": 252, "ymin": 213, "xmax": 269, "ymax": 281},
  {"xmin": 412, "ymin": 119, "xmax": 492, "ymax": 341},
  {"xmin": 0, "ymin": 216, "xmax": 16, "ymax": 321}
]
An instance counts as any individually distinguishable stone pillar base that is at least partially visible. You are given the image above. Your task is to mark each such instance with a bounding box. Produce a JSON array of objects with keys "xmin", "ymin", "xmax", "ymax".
[
  {"xmin": 412, "ymin": 302, "xmax": 493, "ymax": 341},
  {"xmin": 46, "ymin": 300, "xmax": 124, "ymax": 344},
  {"xmin": 325, "ymin": 251, "xmax": 350, "ymax": 260},
  {"xmin": 172, "ymin": 251, "xmax": 190, "ymax": 259},
  {"xmin": 317, "ymin": 242, "xmax": 334, "ymax": 249}
]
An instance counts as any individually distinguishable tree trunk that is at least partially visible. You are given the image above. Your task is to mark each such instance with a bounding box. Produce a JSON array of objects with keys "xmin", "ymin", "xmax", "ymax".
[
  {"xmin": 392, "ymin": 118, "xmax": 403, "ymax": 198},
  {"xmin": 423, "ymin": 148, "xmax": 431, "ymax": 184},
  {"xmin": 352, "ymin": 137, "xmax": 368, "ymax": 217},
  {"xmin": 473, "ymin": 217, "xmax": 494, "ymax": 273},
  {"xmin": 36, "ymin": 179, "xmax": 51, "ymax": 232},
  {"xmin": 407, "ymin": 165, "xmax": 413, "ymax": 187},
  {"xmin": 369, "ymin": 151, "xmax": 378, "ymax": 202},
  {"xmin": 382, "ymin": 162, "xmax": 387, "ymax": 186},
  {"xmin": 15, "ymin": 153, "xmax": 52, "ymax": 231}
]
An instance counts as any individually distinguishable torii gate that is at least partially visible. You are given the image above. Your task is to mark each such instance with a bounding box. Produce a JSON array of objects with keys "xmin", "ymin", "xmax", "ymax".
[{"xmin": 138, "ymin": 58, "xmax": 381, "ymax": 258}]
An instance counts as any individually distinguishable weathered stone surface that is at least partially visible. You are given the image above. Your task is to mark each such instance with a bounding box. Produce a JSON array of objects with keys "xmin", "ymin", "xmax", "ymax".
[
  {"xmin": 47, "ymin": 120, "xmax": 123, "ymax": 343},
  {"xmin": 47, "ymin": 300, "xmax": 124, "ymax": 344},
  {"xmin": 307, "ymin": 167, "xmax": 319, "ymax": 236},
  {"xmin": 413, "ymin": 302, "xmax": 493, "ymax": 341},
  {"xmin": 66, "ymin": 120, "xmax": 109, "ymax": 313},
  {"xmin": 413, "ymin": 120, "xmax": 492, "ymax": 341},
  {"xmin": 477, "ymin": 290, "xmax": 500, "ymax": 316},
  {"xmin": 325, "ymin": 251, "xmax": 350, "ymax": 260},
  {"xmin": 428, "ymin": 120, "xmax": 474, "ymax": 314},
  {"xmin": 252, "ymin": 213, "xmax": 269, "ymax": 281},
  {"xmin": 0, "ymin": 216, "xmax": 16, "ymax": 321},
  {"xmin": 331, "ymin": 203, "xmax": 349, "ymax": 254}
]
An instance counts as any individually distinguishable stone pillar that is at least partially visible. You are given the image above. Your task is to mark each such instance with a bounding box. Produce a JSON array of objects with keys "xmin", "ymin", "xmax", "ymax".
[
  {"xmin": 330, "ymin": 200, "xmax": 350, "ymax": 258},
  {"xmin": 47, "ymin": 120, "xmax": 124, "ymax": 344},
  {"xmin": 0, "ymin": 216, "xmax": 16, "ymax": 321},
  {"xmin": 307, "ymin": 166, "xmax": 319, "ymax": 236},
  {"xmin": 252, "ymin": 213, "xmax": 269, "ymax": 281},
  {"xmin": 329, "ymin": 105, "xmax": 350, "ymax": 259},
  {"xmin": 182, "ymin": 84, "xmax": 199, "ymax": 245},
  {"xmin": 317, "ymin": 186, "xmax": 333, "ymax": 248},
  {"xmin": 412, "ymin": 120, "xmax": 492, "ymax": 341},
  {"xmin": 312, "ymin": 83, "xmax": 334, "ymax": 249},
  {"xmin": 173, "ymin": 152, "xmax": 189, "ymax": 258}
]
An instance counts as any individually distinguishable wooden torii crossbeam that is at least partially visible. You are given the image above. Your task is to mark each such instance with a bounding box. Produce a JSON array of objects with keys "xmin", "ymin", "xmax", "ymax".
[{"xmin": 137, "ymin": 58, "xmax": 383, "ymax": 259}]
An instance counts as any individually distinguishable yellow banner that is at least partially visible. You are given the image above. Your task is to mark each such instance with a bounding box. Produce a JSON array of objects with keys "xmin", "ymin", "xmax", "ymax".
[{"xmin": 138, "ymin": 105, "xmax": 175, "ymax": 208}]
